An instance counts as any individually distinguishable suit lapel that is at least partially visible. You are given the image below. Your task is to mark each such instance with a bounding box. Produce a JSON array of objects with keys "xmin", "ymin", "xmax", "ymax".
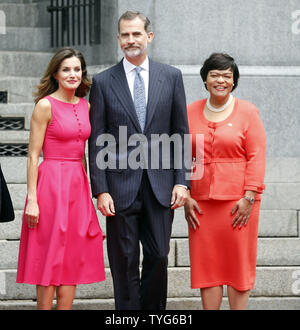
[
  {"xmin": 145, "ymin": 59, "xmax": 163, "ymax": 132},
  {"xmin": 110, "ymin": 60, "xmax": 142, "ymax": 132}
]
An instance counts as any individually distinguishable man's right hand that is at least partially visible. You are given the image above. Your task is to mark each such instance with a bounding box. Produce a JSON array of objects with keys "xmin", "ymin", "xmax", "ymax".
[{"xmin": 97, "ymin": 193, "xmax": 116, "ymax": 216}]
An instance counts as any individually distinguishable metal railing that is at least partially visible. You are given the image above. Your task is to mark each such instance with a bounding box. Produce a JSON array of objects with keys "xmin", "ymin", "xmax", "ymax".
[
  {"xmin": 47, "ymin": 0, "xmax": 101, "ymax": 47},
  {"xmin": 0, "ymin": 144, "xmax": 28, "ymax": 157},
  {"xmin": 0, "ymin": 117, "xmax": 24, "ymax": 131}
]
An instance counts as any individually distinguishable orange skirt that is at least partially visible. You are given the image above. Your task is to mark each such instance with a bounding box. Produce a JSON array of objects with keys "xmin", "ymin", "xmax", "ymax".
[{"xmin": 188, "ymin": 199, "xmax": 261, "ymax": 291}]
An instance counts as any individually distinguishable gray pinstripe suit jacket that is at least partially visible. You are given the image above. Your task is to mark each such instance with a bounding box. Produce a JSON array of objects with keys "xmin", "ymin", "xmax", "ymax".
[{"xmin": 88, "ymin": 58, "xmax": 190, "ymax": 211}]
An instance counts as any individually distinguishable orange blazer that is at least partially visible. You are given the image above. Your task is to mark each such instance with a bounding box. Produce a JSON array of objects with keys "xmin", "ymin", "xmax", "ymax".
[{"xmin": 187, "ymin": 98, "xmax": 266, "ymax": 201}]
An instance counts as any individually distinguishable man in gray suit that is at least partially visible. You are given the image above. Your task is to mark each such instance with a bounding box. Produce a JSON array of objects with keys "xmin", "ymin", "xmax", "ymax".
[{"xmin": 89, "ymin": 11, "xmax": 190, "ymax": 310}]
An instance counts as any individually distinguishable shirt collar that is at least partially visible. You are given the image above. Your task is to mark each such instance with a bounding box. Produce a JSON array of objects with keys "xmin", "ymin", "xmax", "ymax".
[{"xmin": 123, "ymin": 56, "xmax": 149, "ymax": 74}]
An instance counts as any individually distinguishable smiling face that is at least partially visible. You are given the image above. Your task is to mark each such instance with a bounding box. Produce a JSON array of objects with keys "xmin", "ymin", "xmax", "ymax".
[
  {"xmin": 205, "ymin": 68, "xmax": 234, "ymax": 101},
  {"xmin": 54, "ymin": 56, "xmax": 82, "ymax": 92},
  {"xmin": 118, "ymin": 17, "xmax": 154, "ymax": 64}
]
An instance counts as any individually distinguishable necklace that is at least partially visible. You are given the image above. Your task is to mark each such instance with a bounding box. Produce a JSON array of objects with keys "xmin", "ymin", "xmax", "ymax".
[{"xmin": 206, "ymin": 94, "xmax": 233, "ymax": 113}]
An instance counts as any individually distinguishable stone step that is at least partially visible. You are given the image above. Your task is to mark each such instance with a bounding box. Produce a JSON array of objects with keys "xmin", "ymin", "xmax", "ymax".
[
  {"xmin": 175, "ymin": 238, "xmax": 300, "ymax": 267},
  {"xmin": 1, "ymin": 297, "xmax": 300, "ymax": 310},
  {"xmin": 172, "ymin": 208, "xmax": 298, "ymax": 238},
  {"xmin": 5, "ymin": 182, "xmax": 300, "ymax": 212},
  {"xmin": 0, "ymin": 206, "xmax": 298, "ymax": 242},
  {"xmin": 0, "ymin": 51, "xmax": 53, "ymax": 77},
  {"xmin": 0, "ymin": 2, "xmax": 49, "ymax": 27},
  {"xmin": 2, "ymin": 238, "xmax": 176, "ymax": 269},
  {"xmin": 0, "ymin": 238, "xmax": 176, "ymax": 270},
  {"xmin": 1, "ymin": 267, "xmax": 300, "ymax": 300},
  {"xmin": 0, "ymin": 27, "xmax": 51, "ymax": 51},
  {"xmin": 0, "ymin": 130, "xmax": 29, "ymax": 143},
  {"xmin": 1, "ymin": 238, "xmax": 299, "ymax": 271}
]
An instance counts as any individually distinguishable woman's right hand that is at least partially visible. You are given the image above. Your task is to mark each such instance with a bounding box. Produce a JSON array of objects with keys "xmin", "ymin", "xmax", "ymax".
[
  {"xmin": 25, "ymin": 200, "xmax": 40, "ymax": 229},
  {"xmin": 184, "ymin": 197, "xmax": 202, "ymax": 230}
]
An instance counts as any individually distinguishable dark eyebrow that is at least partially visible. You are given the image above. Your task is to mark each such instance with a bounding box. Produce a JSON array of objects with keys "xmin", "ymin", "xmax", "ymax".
[
  {"xmin": 61, "ymin": 66, "xmax": 81, "ymax": 69},
  {"xmin": 209, "ymin": 72, "xmax": 233, "ymax": 76},
  {"xmin": 210, "ymin": 69, "xmax": 233, "ymax": 73},
  {"xmin": 120, "ymin": 31, "xmax": 143, "ymax": 36}
]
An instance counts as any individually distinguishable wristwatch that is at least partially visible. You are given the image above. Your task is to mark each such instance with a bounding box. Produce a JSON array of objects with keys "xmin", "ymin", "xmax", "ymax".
[
  {"xmin": 175, "ymin": 184, "xmax": 189, "ymax": 190},
  {"xmin": 243, "ymin": 195, "xmax": 255, "ymax": 204}
]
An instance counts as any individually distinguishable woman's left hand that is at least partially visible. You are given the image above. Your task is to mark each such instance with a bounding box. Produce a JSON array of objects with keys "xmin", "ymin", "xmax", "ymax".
[{"xmin": 231, "ymin": 198, "xmax": 253, "ymax": 229}]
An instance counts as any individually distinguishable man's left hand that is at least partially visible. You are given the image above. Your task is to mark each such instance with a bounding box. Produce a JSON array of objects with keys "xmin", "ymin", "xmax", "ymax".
[{"xmin": 170, "ymin": 186, "xmax": 189, "ymax": 210}]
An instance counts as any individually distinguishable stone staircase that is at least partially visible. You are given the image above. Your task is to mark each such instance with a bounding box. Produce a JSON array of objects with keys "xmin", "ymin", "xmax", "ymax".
[
  {"xmin": 1, "ymin": 155, "xmax": 300, "ymax": 310},
  {"xmin": 0, "ymin": 0, "xmax": 300, "ymax": 310}
]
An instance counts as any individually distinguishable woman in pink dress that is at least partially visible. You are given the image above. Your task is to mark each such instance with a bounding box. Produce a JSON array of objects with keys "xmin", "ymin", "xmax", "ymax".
[{"xmin": 17, "ymin": 48, "xmax": 105, "ymax": 310}]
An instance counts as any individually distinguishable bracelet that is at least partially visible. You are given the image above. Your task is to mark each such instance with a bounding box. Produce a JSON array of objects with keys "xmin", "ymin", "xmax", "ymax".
[{"xmin": 243, "ymin": 195, "xmax": 255, "ymax": 204}]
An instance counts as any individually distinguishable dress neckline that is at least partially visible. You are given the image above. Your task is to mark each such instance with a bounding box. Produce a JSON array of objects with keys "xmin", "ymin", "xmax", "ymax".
[
  {"xmin": 200, "ymin": 98, "xmax": 238, "ymax": 127},
  {"xmin": 48, "ymin": 95, "xmax": 81, "ymax": 105}
]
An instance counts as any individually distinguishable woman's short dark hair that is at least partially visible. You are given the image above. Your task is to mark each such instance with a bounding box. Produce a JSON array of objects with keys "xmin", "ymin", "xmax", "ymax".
[{"xmin": 200, "ymin": 53, "xmax": 239, "ymax": 91}]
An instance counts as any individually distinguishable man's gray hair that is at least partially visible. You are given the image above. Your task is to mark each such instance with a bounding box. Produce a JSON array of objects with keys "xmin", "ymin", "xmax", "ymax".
[{"xmin": 118, "ymin": 11, "xmax": 152, "ymax": 33}]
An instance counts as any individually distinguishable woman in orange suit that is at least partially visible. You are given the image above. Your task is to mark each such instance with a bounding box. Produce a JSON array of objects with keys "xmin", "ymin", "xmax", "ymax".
[{"xmin": 185, "ymin": 53, "xmax": 266, "ymax": 310}]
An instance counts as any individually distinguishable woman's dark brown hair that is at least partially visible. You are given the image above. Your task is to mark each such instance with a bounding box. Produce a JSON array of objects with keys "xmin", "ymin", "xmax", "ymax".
[{"xmin": 34, "ymin": 47, "xmax": 91, "ymax": 104}]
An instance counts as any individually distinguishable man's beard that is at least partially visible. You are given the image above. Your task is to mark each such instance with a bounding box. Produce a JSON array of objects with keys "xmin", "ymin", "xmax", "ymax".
[{"xmin": 123, "ymin": 44, "xmax": 146, "ymax": 58}]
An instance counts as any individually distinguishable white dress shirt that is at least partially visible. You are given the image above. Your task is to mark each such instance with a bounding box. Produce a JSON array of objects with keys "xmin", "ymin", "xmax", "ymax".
[{"xmin": 122, "ymin": 56, "xmax": 149, "ymax": 105}]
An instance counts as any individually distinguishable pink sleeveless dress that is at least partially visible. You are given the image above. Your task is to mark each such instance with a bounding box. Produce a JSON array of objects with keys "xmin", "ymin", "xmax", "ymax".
[{"xmin": 17, "ymin": 96, "xmax": 105, "ymax": 286}]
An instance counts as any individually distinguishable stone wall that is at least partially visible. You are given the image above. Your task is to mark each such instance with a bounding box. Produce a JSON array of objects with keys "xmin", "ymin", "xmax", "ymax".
[{"xmin": 0, "ymin": 0, "xmax": 299, "ymax": 309}]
